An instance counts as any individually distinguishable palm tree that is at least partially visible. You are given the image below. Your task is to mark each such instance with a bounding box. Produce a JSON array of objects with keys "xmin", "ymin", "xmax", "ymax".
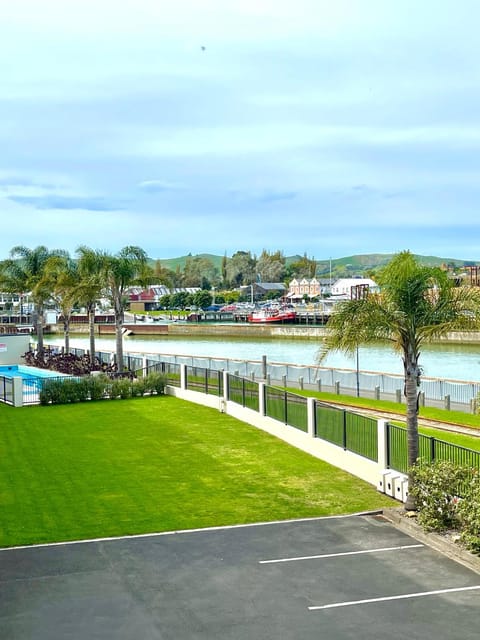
[
  {"xmin": 320, "ymin": 251, "xmax": 480, "ymax": 509},
  {"xmin": 100, "ymin": 246, "xmax": 148, "ymax": 372},
  {"xmin": 41, "ymin": 254, "xmax": 79, "ymax": 354},
  {"xmin": 76, "ymin": 246, "xmax": 106, "ymax": 363},
  {"xmin": 0, "ymin": 245, "xmax": 67, "ymax": 355}
]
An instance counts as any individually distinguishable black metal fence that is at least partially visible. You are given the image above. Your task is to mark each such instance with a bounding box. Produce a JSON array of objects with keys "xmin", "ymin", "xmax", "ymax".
[
  {"xmin": 0, "ymin": 375, "xmax": 14, "ymax": 405},
  {"xmin": 227, "ymin": 374, "xmax": 259, "ymax": 411},
  {"xmin": 314, "ymin": 402, "xmax": 378, "ymax": 461},
  {"xmin": 185, "ymin": 366, "xmax": 223, "ymax": 396},
  {"xmin": 264, "ymin": 387, "xmax": 308, "ymax": 432},
  {"xmin": 386, "ymin": 423, "xmax": 480, "ymax": 473},
  {"xmin": 144, "ymin": 360, "xmax": 181, "ymax": 387}
]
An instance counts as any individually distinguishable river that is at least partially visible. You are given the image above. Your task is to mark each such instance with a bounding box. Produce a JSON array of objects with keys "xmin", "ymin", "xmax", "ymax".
[{"xmin": 44, "ymin": 333, "xmax": 480, "ymax": 383}]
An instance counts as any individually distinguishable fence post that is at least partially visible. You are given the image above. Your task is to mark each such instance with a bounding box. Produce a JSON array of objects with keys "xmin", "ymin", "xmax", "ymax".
[
  {"xmin": 282, "ymin": 374, "xmax": 287, "ymax": 388},
  {"xmin": 13, "ymin": 378, "xmax": 23, "ymax": 407},
  {"xmin": 374, "ymin": 386, "xmax": 380, "ymax": 400},
  {"xmin": 262, "ymin": 355, "xmax": 267, "ymax": 379},
  {"xmin": 259, "ymin": 382, "xmax": 266, "ymax": 416},
  {"xmin": 223, "ymin": 370, "xmax": 229, "ymax": 402},
  {"xmin": 317, "ymin": 379, "xmax": 322, "ymax": 393},
  {"xmin": 342, "ymin": 410, "xmax": 347, "ymax": 449},
  {"xmin": 299, "ymin": 376, "xmax": 304, "ymax": 390},
  {"xmin": 307, "ymin": 397, "xmax": 315, "ymax": 438},
  {"xmin": 180, "ymin": 364, "xmax": 187, "ymax": 390},
  {"xmin": 395, "ymin": 389, "xmax": 402, "ymax": 403},
  {"xmin": 335, "ymin": 381, "xmax": 340, "ymax": 395},
  {"xmin": 377, "ymin": 419, "xmax": 389, "ymax": 470},
  {"xmin": 266, "ymin": 373, "xmax": 271, "ymax": 385},
  {"xmin": 444, "ymin": 395, "xmax": 451, "ymax": 411},
  {"xmin": 418, "ymin": 391, "xmax": 425, "ymax": 407},
  {"xmin": 284, "ymin": 391, "xmax": 288, "ymax": 424},
  {"xmin": 470, "ymin": 397, "xmax": 478, "ymax": 415}
]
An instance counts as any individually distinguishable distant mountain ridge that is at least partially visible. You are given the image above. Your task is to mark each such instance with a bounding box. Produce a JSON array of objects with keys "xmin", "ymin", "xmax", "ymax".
[{"xmin": 154, "ymin": 252, "xmax": 477, "ymax": 275}]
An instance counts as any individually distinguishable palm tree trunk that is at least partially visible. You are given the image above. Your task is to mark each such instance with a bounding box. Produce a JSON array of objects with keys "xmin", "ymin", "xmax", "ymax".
[
  {"xmin": 36, "ymin": 302, "xmax": 44, "ymax": 356},
  {"xmin": 404, "ymin": 350, "xmax": 420, "ymax": 510},
  {"xmin": 64, "ymin": 319, "xmax": 70, "ymax": 354},
  {"xmin": 88, "ymin": 303, "xmax": 96, "ymax": 365},
  {"xmin": 114, "ymin": 299, "xmax": 124, "ymax": 373}
]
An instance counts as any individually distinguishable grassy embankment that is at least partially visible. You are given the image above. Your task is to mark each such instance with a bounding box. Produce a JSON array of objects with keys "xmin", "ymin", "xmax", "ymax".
[{"xmin": 0, "ymin": 395, "xmax": 396, "ymax": 548}]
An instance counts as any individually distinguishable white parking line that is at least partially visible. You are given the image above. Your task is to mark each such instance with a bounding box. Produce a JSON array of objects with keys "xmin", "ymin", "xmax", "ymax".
[
  {"xmin": 308, "ymin": 585, "xmax": 480, "ymax": 610},
  {"xmin": 259, "ymin": 544, "xmax": 424, "ymax": 564}
]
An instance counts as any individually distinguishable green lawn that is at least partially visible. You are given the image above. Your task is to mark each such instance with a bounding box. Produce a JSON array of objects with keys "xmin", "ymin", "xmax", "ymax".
[{"xmin": 0, "ymin": 396, "xmax": 395, "ymax": 548}]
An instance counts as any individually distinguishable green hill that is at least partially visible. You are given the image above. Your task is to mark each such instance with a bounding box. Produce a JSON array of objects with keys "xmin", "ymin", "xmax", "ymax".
[{"xmin": 152, "ymin": 252, "xmax": 476, "ymax": 276}]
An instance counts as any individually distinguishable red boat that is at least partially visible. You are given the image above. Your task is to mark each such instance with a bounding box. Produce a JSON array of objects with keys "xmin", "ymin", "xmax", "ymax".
[{"xmin": 247, "ymin": 307, "xmax": 296, "ymax": 324}]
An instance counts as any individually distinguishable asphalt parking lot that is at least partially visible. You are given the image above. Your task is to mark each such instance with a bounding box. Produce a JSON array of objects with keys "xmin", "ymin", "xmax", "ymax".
[{"xmin": 1, "ymin": 513, "xmax": 480, "ymax": 639}]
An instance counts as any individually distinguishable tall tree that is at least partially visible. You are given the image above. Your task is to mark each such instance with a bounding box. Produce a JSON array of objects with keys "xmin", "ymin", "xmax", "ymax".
[
  {"xmin": 256, "ymin": 249, "xmax": 286, "ymax": 282},
  {"xmin": 319, "ymin": 251, "xmax": 480, "ymax": 509},
  {"xmin": 285, "ymin": 253, "xmax": 317, "ymax": 279},
  {"xmin": 0, "ymin": 245, "xmax": 66, "ymax": 354},
  {"xmin": 42, "ymin": 254, "xmax": 79, "ymax": 353},
  {"xmin": 226, "ymin": 251, "xmax": 256, "ymax": 287},
  {"xmin": 101, "ymin": 246, "xmax": 148, "ymax": 372},
  {"xmin": 76, "ymin": 246, "xmax": 106, "ymax": 362}
]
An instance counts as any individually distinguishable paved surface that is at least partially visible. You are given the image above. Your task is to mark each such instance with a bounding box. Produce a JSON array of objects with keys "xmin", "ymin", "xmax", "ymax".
[{"xmin": 1, "ymin": 514, "xmax": 480, "ymax": 639}]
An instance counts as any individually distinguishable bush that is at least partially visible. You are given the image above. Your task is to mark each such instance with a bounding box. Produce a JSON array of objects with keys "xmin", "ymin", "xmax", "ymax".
[
  {"xmin": 457, "ymin": 473, "xmax": 480, "ymax": 553},
  {"xmin": 109, "ymin": 378, "xmax": 133, "ymax": 399},
  {"xmin": 144, "ymin": 371, "xmax": 166, "ymax": 395},
  {"xmin": 409, "ymin": 460, "xmax": 474, "ymax": 532},
  {"xmin": 38, "ymin": 371, "xmax": 165, "ymax": 405}
]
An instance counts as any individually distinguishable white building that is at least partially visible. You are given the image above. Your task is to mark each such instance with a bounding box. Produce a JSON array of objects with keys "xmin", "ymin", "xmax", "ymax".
[{"xmin": 330, "ymin": 278, "xmax": 379, "ymax": 299}]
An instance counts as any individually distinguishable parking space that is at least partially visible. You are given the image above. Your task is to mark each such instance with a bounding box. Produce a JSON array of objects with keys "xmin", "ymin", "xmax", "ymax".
[{"xmin": 1, "ymin": 514, "xmax": 480, "ymax": 639}]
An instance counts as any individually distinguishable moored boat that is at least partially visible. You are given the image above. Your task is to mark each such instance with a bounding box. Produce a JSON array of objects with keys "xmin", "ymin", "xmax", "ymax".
[{"xmin": 247, "ymin": 307, "xmax": 296, "ymax": 324}]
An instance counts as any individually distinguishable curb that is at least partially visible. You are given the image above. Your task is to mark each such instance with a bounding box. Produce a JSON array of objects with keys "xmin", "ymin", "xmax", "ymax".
[{"xmin": 382, "ymin": 507, "xmax": 480, "ymax": 575}]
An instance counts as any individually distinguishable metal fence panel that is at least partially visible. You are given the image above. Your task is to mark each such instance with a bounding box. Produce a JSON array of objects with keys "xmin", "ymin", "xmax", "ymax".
[
  {"xmin": 185, "ymin": 366, "xmax": 223, "ymax": 396},
  {"xmin": 0, "ymin": 376, "xmax": 13, "ymax": 405},
  {"xmin": 315, "ymin": 403, "xmax": 345, "ymax": 448},
  {"xmin": 345, "ymin": 412, "xmax": 378, "ymax": 461},
  {"xmin": 227, "ymin": 374, "xmax": 259, "ymax": 410},
  {"xmin": 265, "ymin": 386, "xmax": 287, "ymax": 423},
  {"xmin": 285, "ymin": 391, "xmax": 308, "ymax": 432}
]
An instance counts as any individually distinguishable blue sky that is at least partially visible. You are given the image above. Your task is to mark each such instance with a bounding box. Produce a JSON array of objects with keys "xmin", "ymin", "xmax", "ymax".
[{"xmin": 2, "ymin": 0, "xmax": 480, "ymax": 262}]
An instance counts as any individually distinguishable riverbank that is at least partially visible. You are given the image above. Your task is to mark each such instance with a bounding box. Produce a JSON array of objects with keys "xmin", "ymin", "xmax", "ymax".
[{"xmin": 47, "ymin": 322, "xmax": 480, "ymax": 343}]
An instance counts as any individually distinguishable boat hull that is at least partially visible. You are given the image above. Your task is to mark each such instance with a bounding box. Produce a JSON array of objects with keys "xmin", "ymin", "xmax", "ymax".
[{"xmin": 247, "ymin": 311, "xmax": 297, "ymax": 324}]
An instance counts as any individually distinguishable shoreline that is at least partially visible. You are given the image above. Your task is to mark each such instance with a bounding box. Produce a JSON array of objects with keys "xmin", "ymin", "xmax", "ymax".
[{"xmin": 48, "ymin": 322, "xmax": 480, "ymax": 344}]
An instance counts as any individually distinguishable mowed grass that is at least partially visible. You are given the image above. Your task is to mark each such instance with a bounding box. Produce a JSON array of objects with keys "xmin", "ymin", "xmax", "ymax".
[{"xmin": 0, "ymin": 396, "xmax": 395, "ymax": 547}]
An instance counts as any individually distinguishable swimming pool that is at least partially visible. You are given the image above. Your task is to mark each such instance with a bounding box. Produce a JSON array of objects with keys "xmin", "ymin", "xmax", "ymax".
[{"xmin": 0, "ymin": 365, "xmax": 67, "ymax": 381}]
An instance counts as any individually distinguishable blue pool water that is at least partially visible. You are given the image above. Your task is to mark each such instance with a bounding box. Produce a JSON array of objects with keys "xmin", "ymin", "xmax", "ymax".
[{"xmin": 0, "ymin": 365, "xmax": 65, "ymax": 381}]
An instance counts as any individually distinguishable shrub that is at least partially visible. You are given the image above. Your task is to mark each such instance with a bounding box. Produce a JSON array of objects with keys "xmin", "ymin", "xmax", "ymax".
[
  {"xmin": 86, "ymin": 374, "xmax": 109, "ymax": 401},
  {"xmin": 409, "ymin": 460, "xmax": 474, "ymax": 532},
  {"xmin": 457, "ymin": 473, "xmax": 480, "ymax": 553},
  {"xmin": 109, "ymin": 378, "xmax": 132, "ymax": 399},
  {"xmin": 144, "ymin": 371, "xmax": 166, "ymax": 395}
]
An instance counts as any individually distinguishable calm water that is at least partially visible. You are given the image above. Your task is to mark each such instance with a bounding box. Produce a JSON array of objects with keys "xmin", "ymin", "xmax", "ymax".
[{"xmin": 44, "ymin": 333, "xmax": 480, "ymax": 383}]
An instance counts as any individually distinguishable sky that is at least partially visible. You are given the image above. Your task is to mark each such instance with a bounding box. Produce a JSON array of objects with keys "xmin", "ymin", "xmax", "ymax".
[{"xmin": 2, "ymin": 0, "xmax": 480, "ymax": 263}]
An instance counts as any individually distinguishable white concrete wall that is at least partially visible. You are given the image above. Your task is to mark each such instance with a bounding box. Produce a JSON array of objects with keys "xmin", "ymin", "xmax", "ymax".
[{"xmin": 0, "ymin": 335, "xmax": 31, "ymax": 365}]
